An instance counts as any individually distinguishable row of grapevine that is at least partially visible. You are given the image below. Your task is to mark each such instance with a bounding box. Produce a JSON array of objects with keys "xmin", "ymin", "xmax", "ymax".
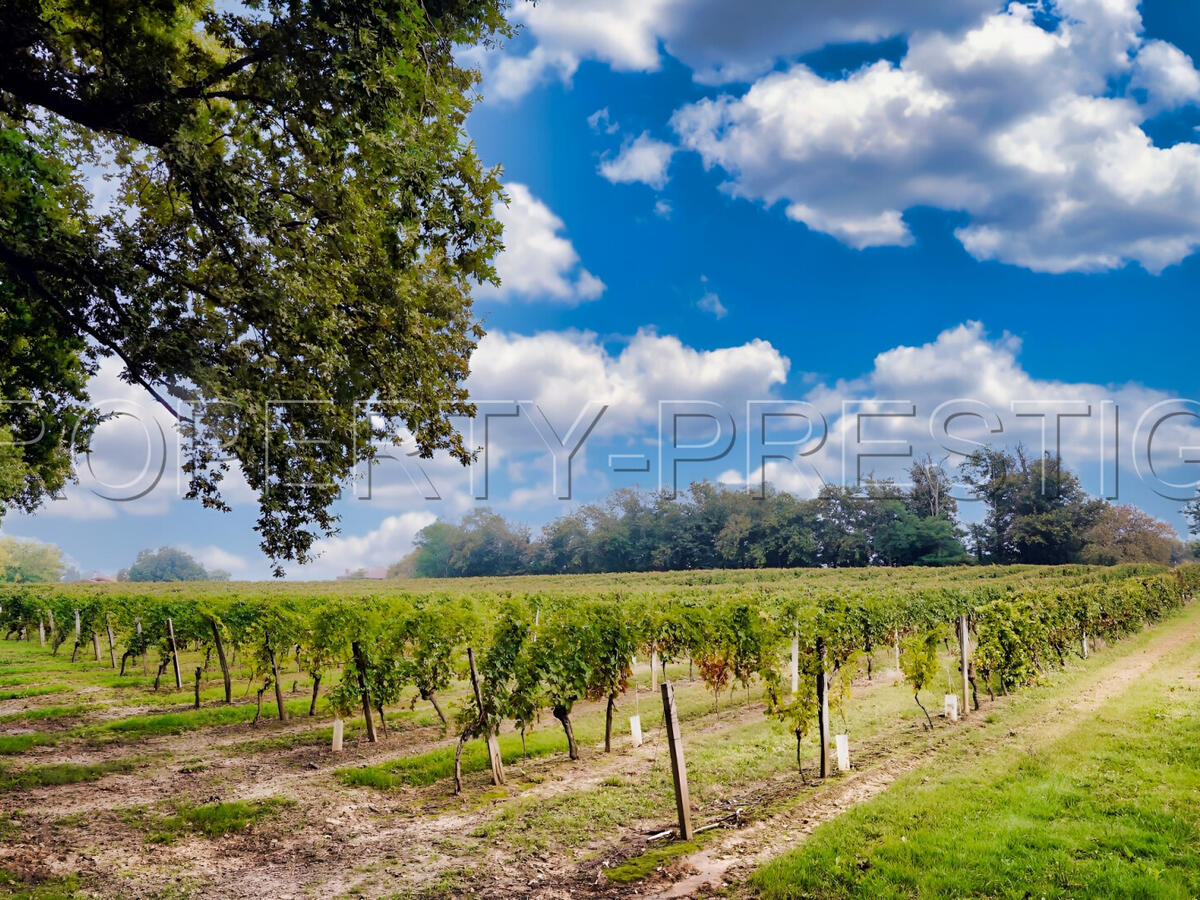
[{"xmin": 2, "ymin": 563, "xmax": 1196, "ymax": 790}]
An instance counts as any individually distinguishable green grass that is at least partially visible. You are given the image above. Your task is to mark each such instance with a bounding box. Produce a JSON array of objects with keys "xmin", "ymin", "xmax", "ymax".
[
  {"xmin": 0, "ymin": 685, "xmax": 69, "ymax": 700},
  {"xmin": 0, "ymin": 735, "xmax": 55, "ymax": 755},
  {"xmin": 0, "ymin": 872, "xmax": 84, "ymax": 899},
  {"xmin": 338, "ymin": 675, "xmax": 766, "ymax": 792},
  {"xmin": 751, "ymin": 627, "xmax": 1200, "ymax": 898},
  {"xmin": 145, "ymin": 797, "xmax": 293, "ymax": 843},
  {"xmin": 0, "ymin": 757, "xmax": 144, "ymax": 791},
  {"xmin": 0, "ymin": 705, "xmax": 88, "ymax": 725},
  {"xmin": 606, "ymin": 840, "xmax": 700, "ymax": 883}
]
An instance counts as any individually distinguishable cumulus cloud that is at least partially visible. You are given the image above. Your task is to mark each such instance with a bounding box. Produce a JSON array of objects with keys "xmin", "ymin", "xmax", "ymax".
[
  {"xmin": 479, "ymin": 0, "xmax": 997, "ymax": 98},
  {"xmin": 469, "ymin": 328, "xmax": 788, "ymax": 432},
  {"xmin": 300, "ymin": 511, "xmax": 437, "ymax": 579},
  {"xmin": 486, "ymin": 183, "xmax": 605, "ymax": 304},
  {"xmin": 672, "ymin": 1, "xmax": 1200, "ymax": 273},
  {"xmin": 727, "ymin": 322, "xmax": 1200, "ymax": 528},
  {"xmin": 598, "ymin": 133, "xmax": 676, "ymax": 189}
]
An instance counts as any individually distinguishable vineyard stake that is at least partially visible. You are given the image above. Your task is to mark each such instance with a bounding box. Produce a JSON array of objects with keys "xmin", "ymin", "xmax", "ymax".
[
  {"xmin": 958, "ymin": 613, "xmax": 969, "ymax": 718},
  {"xmin": 167, "ymin": 617, "xmax": 182, "ymax": 690},
  {"xmin": 105, "ymin": 615, "xmax": 116, "ymax": 668},
  {"xmin": 74, "ymin": 610, "xmax": 80, "ymax": 642},
  {"xmin": 660, "ymin": 681, "xmax": 694, "ymax": 841},
  {"xmin": 91, "ymin": 629, "xmax": 100, "ymax": 661},
  {"xmin": 37, "ymin": 613, "xmax": 45, "ymax": 647}
]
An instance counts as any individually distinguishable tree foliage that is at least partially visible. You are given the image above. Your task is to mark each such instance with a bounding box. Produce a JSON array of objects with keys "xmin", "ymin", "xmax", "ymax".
[
  {"xmin": 0, "ymin": 0, "xmax": 510, "ymax": 571},
  {"xmin": 120, "ymin": 546, "xmax": 228, "ymax": 582}
]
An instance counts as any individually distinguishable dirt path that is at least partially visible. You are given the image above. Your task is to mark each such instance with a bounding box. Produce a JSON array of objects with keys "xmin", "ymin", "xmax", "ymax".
[{"xmin": 644, "ymin": 607, "xmax": 1200, "ymax": 899}]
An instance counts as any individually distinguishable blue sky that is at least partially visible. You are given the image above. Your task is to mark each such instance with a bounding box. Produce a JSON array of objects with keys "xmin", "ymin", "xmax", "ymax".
[{"xmin": 7, "ymin": 0, "xmax": 1200, "ymax": 578}]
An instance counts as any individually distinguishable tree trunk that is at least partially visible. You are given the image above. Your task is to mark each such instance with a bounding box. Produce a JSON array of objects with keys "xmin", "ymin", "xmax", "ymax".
[
  {"xmin": 119, "ymin": 650, "xmax": 133, "ymax": 677},
  {"xmin": 92, "ymin": 630, "xmax": 100, "ymax": 661},
  {"xmin": 466, "ymin": 647, "xmax": 504, "ymax": 784},
  {"xmin": 967, "ymin": 661, "xmax": 980, "ymax": 710},
  {"xmin": 795, "ymin": 729, "xmax": 807, "ymax": 782},
  {"xmin": 209, "ymin": 619, "xmax": 231, "ymax": 704},
  {"xmin": 453, "ymin": 735, "xmax": 467, "ymax": 795},
  {"xmin": 915, "ymin": 692, "xmax": 933, "ymax": 730},
  {"xmin": 817, "ymin": 637, "xmax": 830, "ymax": 778},
  {"xmin": 376, "ymin": 703, "xmax": 388, "ymax": 737},
  {"xmin": 553, "ymin": 705, "xmax": 579, "ymax": 760},
  {"xmin": 605, "ymin": 692, "xmax": 616, "ymax": 753},
  {"xmin": 265, "ymin": 633, "xmax": 287, "ymax": 722},
  {"xmin": 425, "ymin": 690, "xmax": 447, "ymax": 727},
  {"xmin": 71, "ymin": 641, "xmax": 80, "ymax": 664},
  {"xmin": 153, "ymin": 658, "xmax": 168, "ymax": 691},
  {"xmin": 254, "ymin": 684, "xmax": 267, "ymax": 725},
  {"xmin": 194, "ymin": 666, "xmax": 202, "ymax": 708},
  {"xmin": 309, "ymin": 674, "xmax": 322, "ymax": 716},
  {"xmin": 351, "ymin": 641, "xmax": 376, "ymax": 742}
]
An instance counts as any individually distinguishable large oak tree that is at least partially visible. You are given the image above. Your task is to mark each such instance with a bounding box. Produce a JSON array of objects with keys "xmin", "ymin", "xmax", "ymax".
[{"xmin": 0, "ymin": 0, "xmax": 508, "ymax": 572}]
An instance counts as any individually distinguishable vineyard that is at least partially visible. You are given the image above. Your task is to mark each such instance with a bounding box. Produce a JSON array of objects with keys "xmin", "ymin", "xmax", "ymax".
[{"xmin": 0, "ymin": 563, "xmax": 1197, "ymax": 898}]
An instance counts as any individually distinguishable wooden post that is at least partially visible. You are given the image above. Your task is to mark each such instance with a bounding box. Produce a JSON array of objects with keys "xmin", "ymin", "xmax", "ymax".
[
  {"xmin": 166, "ymin": 618, "xmax": 182, "ymax": 690},
  {"xmin": 46, "ymin": 609, "xmax": 55, "ymax": 638},
  {"xmin": 790, "ymin": 628, "xmax": 799, "ymax": 695},
  {"xmin": 660, "ymin": 682, "xmax": 694, "ymax": 841},
  {"xmin": 1081, "ymin": 629, "xmax": 1089, "ymax": 659},
  {"xmin": 650, "ymin": 649, "xmax": 659, "ymax": 693},
  {"xmin": 958, "ymin": 613, "xmax": 969, "ymax": 718},
  {"xmin": 331, "ymin": 718, "xmax": 344, "ymax": 752},
  {"xmin": 137, "ymin": 618, "xmax": 147, "ymax": 675},
  {"xmin": 105, "ymin": 616, "xmax": 117, "ymax": 668},
  {"xmin": 816, "ymin": 637, "xmax": 830, "ymax": 779},
  {"xmin": 74, "ymin": 610, "xmax": 80, "ymax": 642},
  {"xmin": 37, "ymin": 614, "xmax": 45, "ymax": 647},
  {"xmin": 467, "ymin": 647, "xmax": 504, "ymax": 786},
  {"xmin": 91, "ymin": 630, "xmax": 101, "ymax": 661}
]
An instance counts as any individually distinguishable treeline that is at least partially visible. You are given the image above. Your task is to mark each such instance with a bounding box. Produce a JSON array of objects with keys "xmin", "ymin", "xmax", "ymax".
[{"xmin": 394, "ymin": 450, "xmax": 1196, "ymax": 578}]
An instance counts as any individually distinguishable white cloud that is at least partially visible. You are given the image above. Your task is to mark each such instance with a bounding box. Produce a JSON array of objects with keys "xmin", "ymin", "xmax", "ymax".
[
  {"xmin": 479, "ymin": 0, "xmax": 997, "ymax": 98},
  {"xmin": 1132, "ymin": 39, "xmax": 1200, "ymax": 113},
  {"xmin": 697, "ymin": 291, "xmax": 727, "ymax": 318},
  {"xmin": 301, "ymin": 511, "xmax": 437, "ymax": 579},
  {"xmin": 654, "ymin": 199, "xmax": 673, "ymax": 218},
  {"xmin": 486, "ymin": 183, "xmax": 605, "ymax": 304},
  {"xmin": 733, "ymin": 323, "xmax": 1200, "ymax": 533},
  {"xmin": 599, "ymin": 133, "xmax": 676, "ymax": 189},
  {"xmin": 587, "ymin": 107, "xmax": 620, "ymax": 134},
  {"xmin": 469, "ymin": 328, "xmax": 788, "ymax": 432},
  {"xmin": 672, "ymin": 1, "xmax": 1200, "ymax": 273},
  {"xmin": 180, "ymin": 544, "xmax": 252, "ymax": 578}
]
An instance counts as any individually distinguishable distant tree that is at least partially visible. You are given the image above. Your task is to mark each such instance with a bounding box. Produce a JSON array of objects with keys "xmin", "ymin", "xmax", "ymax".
[
  {"xmin": 959, "ymin": 447, "xmax": 1102, "ymax": 564},
  {"xmin": 122, "ymin": 547, "xmax": 227, "ymax": 582},
  {"xmin": 0, "ymin": 536, "xmax": 65, "ymax": 582},
  {"xmin": 907, "ymin": 456, "xmax": 958, "ymax": 520},
  {"xmin": 1081, "ymin": 504, "xmax": 1177, "ymax": 565}
]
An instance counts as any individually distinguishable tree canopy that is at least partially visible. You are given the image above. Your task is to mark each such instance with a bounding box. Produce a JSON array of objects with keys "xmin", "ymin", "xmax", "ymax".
[
  {"xmin": 0, "ymin": 535, "xmax": 65, "ymax": 582},
  {"xmin": 0, "ymin": 0, "xmax": 509, "ymax": 573},
  {"xmin": 119, "ymin": 546, "xmax": 229, "ymax": 582}
]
